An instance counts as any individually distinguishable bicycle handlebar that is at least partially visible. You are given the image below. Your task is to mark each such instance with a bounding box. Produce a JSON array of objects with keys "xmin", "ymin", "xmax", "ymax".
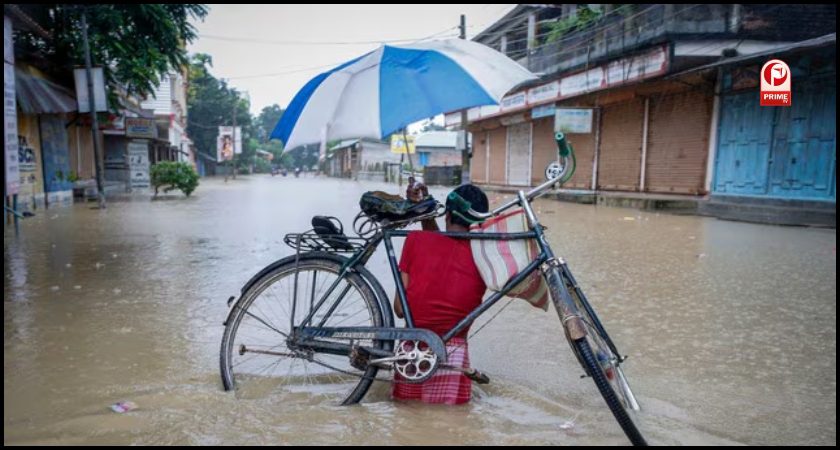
[{"xmin": 464, "ymin": 132, "xmax": 576, "ymax": 220}]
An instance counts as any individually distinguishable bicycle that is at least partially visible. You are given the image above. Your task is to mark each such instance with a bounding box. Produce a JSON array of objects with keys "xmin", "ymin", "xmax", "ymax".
[{"xmin": 220, "ymin": 133, "xmax": 647, "ymax": 446}]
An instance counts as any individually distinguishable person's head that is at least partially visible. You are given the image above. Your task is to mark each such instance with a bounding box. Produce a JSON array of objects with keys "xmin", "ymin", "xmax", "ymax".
[{"xmin": 445, "ymin": 184, "xmax": 489, "ymax": 231}]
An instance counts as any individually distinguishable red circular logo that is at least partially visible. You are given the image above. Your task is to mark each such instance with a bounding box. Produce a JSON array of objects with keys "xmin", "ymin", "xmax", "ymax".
[{"xmin": 763, "ymin": 62, "xmax": 788, "ymax": 86}]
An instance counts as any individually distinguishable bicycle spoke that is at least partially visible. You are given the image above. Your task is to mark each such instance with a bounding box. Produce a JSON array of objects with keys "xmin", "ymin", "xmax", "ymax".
[{"xmin": 222, "ymin": 258, "xmax": 382, "ymax": 405}]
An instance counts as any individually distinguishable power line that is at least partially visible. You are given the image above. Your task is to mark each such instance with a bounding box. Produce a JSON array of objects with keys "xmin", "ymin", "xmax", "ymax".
[
  {"xmin": 226, "ymin": 62, "xmax": 350, "ymax": 80},
  {"xmin": 199, "ymin": 26, "xmax": 458, "ymax": 46},
  {"xmin": 205, "ymin": 26, "xmax": 459, "ymax": 81}
]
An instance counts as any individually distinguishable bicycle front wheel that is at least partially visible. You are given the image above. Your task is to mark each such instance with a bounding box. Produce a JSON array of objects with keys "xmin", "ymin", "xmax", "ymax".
[
  {"xmin": 220, "ymin": 253, "xmax": 386, "ymax": 405},
  {"xmin": 573, "ymin": 337, "xmax": 647, "ymax": 446},
  {"xmin": 546, "ymin": 266, "xmax": 647, "ymax": 446}
]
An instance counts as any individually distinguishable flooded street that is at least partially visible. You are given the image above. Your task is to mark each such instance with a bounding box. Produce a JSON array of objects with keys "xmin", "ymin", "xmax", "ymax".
[{"xmin": 4, "ymin": 175, "xmax": 836, "ymax": 445}]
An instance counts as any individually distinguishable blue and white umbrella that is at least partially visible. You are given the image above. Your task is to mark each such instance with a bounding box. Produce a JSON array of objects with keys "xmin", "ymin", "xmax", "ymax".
[{"xmin": 271, "ymin": 38, "xmax": 537, "ymax": 150}]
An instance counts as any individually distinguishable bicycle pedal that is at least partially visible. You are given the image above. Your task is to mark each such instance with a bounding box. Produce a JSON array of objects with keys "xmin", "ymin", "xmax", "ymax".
[{"xmin": 349, "ymin": 345, "xmax": 372, "ymax": 371}]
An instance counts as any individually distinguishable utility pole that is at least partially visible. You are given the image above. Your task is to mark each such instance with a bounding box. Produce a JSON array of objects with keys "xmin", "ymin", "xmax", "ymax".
[
  {"xmin": 232, "ymin": 99, "xmax": 237, "ymax": 180},
  {"xmin": 81, "ymin": 9, "xmax": 106, "ymax": 209},
  {"xmin": 459, "ymin": 14, "xmax": 470, "ymax": 184}
]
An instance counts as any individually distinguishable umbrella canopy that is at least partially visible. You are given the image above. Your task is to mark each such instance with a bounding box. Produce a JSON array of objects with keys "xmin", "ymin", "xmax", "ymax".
[{"xmin": 271, "ymin": 39, "xmax": 537, "ymax": 150}]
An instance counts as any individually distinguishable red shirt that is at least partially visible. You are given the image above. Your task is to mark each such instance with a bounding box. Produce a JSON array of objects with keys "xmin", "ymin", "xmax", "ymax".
[{"xmin": 398, "ymin": 231, "xmax": 486, "ymax": 338}]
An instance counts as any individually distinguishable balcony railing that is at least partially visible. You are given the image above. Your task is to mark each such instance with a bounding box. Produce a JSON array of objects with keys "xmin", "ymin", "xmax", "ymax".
[{"xmin": 526, "ymin": 4, "xmax": 730, "ymax": 75}]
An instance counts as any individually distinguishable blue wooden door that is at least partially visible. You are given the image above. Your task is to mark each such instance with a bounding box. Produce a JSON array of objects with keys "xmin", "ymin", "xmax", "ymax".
[
  {"xmin": 713, "ymin": 92, "xmax": 775, "ymax": 195},
  {"xmin": 39, "ymin": 115, "xmax": 73, "ymax": 193},
  {"xmin": 768, "ymin": 82, "xmax": 836, "ymax": 200}
]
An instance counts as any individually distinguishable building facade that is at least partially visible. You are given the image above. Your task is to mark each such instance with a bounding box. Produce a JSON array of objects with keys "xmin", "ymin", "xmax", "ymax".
[{"xmin": 451, "ymin": 4, "xmax": 835, "ymax": 221}]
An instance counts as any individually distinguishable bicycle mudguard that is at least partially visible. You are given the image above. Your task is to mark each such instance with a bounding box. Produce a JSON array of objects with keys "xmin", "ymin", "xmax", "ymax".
[{"xmin": 297, "ymin": 326, "xmax": 447, "ymax": 363}]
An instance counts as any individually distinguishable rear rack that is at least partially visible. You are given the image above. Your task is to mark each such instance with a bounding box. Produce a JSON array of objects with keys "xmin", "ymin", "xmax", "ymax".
[{"xmin": 283, "ymin": 230, "xmax": 369, "ymax": 253}]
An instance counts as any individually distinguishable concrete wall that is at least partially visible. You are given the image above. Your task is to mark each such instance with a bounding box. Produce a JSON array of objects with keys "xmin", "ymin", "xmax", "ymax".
[
  {"xmin": 359, "ymin": 141, "xmax": 401, "ymax": 171},
  {"xmin": 417, "ymin": 146, "xmax": 461, "ymax": 167}
]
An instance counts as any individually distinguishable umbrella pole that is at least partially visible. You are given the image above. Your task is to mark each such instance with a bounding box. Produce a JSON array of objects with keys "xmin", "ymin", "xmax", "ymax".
[{"xmin": 402, "ymin": 129, "xmax": 414, "ymax": 179}]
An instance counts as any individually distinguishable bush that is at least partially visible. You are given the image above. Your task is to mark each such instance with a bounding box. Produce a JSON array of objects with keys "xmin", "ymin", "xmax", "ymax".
[
  {"xmin": 254, "ymin": 157, "xmax": 272, "ymax": 173},
  {"xmin": 150, "ymin": 161, "xmax": 199, "ymax": 197}
]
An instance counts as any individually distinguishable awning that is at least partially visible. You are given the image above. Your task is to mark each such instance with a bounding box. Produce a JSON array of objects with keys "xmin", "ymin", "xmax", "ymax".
[
  {"xmin": 14, "ymin": 67, "xmax": 78, "ymax": 114},
  {"xmin": 668, "ymin": 33, "xmax": 836, "ymax": 79},
  {"xmin": 328, "ymin": 139, "xmax": 360, "ymax": 152}
]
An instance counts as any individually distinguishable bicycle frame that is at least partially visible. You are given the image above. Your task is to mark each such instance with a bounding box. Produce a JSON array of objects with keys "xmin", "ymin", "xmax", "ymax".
[{"xmin": 290, "ymin": 190, "xmax": 623, "ymax": 363}]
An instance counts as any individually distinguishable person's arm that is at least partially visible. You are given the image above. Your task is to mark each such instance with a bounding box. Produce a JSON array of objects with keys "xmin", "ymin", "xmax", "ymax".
[
  {"xmin": 393, "ymin": 272, "xmax": 409, "ymax": 319},
  {"xmin": 420, "ymin": 217, "xmax": 439, "ymax": 231}
]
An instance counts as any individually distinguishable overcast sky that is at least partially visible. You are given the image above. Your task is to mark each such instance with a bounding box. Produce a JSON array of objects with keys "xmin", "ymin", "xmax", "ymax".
[{"xmin": 187, "ymin": 4, "xmax": 516, "ymax": 117}]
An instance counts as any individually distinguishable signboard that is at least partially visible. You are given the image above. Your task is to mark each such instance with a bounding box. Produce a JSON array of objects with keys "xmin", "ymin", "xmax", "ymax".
[
  {"xmin": 439, "ymin": 46, "xmax": 669, "ymax": 123},
  {"xmin": 444, "ymin": 112, "xmax": 461, "ymax": 127},
  {"xmin": 4, "ymin": 17, "xmax": 19, "ymax": 195},
  {"xmin": 127, "ymin": 139, "xmax": 150, "ymax": 188},
  {"xmin": 531, "ymin": 104, "xmax": 556, "ymax": 119},
  {"xmin": 500, "ymin": 92, "xmax": 527, "ymax": 111},
  {"xmin": 479, "ymin": 104, "xmax": 501, "ymax": 117},
  {"xmin": 560, "ymin": 67, "xmax": 605, "ymax": 98},
  {"xmin": 467, "ymin": 107, "xmax": 481, "ymax": 121},
  {"xmin": 5, "ymin": 62, "xmax": 19, "ymax": 195},
  {"xmin": 125, "ymin": 118, "xmax": 157, "ymax": 139},
  {"xmin": 390, "ymin": 134, "xmax": 416, "ymax": 154},
  {"xmin": 555, "ymin": 108, "xmax": 594, "ymax": 134},
  {"xmin": 527, "ymin": 81, "xmax": 560, "ymax": 104},
  {"xmin": 217, "ymin": 126, "xmax": 242, "ymax": 162},
  {"xmin": 605, "ymin": 45, "xmax": 668, "ymax": 88},
  {"xmin": 499, "ymin": 113, "xmax": 526, "ymax": 126},
  {"xmin": 74, "ymin": 67, "xmax": 108, "ymax": 113}
]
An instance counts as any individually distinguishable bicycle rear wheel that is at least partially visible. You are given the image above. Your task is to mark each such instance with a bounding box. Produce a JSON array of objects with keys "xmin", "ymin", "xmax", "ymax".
[{"xmin": 220, "ymin": 253, "xmax": 387, "ymax": 405}]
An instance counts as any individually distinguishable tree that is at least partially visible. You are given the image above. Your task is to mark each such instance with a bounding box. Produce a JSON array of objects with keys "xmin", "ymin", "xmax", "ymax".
[
  {"xmin": 13, "ymin": 4, "xmax": 208, "ymax": 106},
  {"xmin": 257, "ymin": 104, "xmax": 285, "ymax": 144},
  {"xmin": 419, "ymin": 119, "xmax": 446, "ymax": 133},
  {"xmin": 186, "ymin": 54, "xmax": 254, "ymax": 165}
]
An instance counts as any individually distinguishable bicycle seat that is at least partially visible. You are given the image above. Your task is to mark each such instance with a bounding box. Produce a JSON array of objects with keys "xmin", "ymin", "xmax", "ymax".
[{"xmin": 359, "ymin": 191, "xmax": 439, "ymax": 223}]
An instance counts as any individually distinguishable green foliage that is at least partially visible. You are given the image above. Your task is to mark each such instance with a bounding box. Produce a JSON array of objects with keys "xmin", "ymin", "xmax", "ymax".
[
  {"xmin": 543, "ymin": 5, "xmax": 608, "ymax": 44},
  {"xmin": 151, "ymin": 161, "xmax": 199, "ymax": 197},
  {"xmin": 253, "ymin": 157, "xmax": 272, "ymax": 173},
  {"xmin": 186, "ymin": 53, "xmax": 255, "ymax": 162},
  {"xmin": 281, "ymin": 145, "xmax": 319, "ymax": 170},
  {"xmin": 13, "ymin": 5, "xmax": 208, "ymax": 108},
  {"xmin": 419, "ymin": 119, "xmax": 446, "ymax": 133},
  {"xmin": 279, "ymin": 151, "xmax": 296, "ymax": 169},
  {"xmin": 257, "ymin": 105, "xmax": 285, "ymax": 143}
]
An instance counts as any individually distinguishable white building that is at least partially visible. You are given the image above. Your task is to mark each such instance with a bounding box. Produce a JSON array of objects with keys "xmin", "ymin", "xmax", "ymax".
[{"xmin": 141, "ymin": 71, "xmax": 191, "ymax": 164}]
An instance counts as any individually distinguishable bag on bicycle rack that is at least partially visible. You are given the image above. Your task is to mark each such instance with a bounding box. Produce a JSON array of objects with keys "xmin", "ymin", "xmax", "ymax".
[
  {"xmin": 359, "ymin": 191, "xmax": 438, "ymax": 223},
  {"xmin": 469, "ymin": 209, "xmax": 549, "ymax": 311}
]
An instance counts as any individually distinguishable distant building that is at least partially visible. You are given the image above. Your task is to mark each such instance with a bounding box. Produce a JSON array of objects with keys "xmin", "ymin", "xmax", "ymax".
[{"xmin": 415, "ymin": 131, "xmax": 461, "ymax": 168}]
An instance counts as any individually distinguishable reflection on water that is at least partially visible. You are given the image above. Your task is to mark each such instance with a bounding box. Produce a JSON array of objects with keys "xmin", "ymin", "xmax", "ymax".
[{"xmin": 4, "ymin": 176, "xmax": 836, "ymax": 445}]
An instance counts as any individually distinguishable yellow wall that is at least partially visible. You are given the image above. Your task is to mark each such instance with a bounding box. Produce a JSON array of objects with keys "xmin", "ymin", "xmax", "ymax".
[{"xmin": 16, "ymin": 114, "xmax": 45, "ymax": 204}]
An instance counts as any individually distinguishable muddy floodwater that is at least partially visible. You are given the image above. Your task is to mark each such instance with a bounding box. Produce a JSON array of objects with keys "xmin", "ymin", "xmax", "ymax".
[{"xmin": 4, "ymin": 176, "xmax": 836, "ymax": 445}]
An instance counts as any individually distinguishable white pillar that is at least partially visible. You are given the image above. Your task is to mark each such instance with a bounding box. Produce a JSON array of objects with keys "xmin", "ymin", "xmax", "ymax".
[
  {"xmin": 591, "ymin": 107, "xmax": 601, "ymax": 191},
  {"xmin": 639, "ymin": 97, "xmax": 650, "ymax": 192},
  {"xmin": 705, "ymin": 68, "xmax": 723, "ymax": 194},
  {"xmin": 527, "ymin": 13, "xmax": 536, "ymax": 51}
]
